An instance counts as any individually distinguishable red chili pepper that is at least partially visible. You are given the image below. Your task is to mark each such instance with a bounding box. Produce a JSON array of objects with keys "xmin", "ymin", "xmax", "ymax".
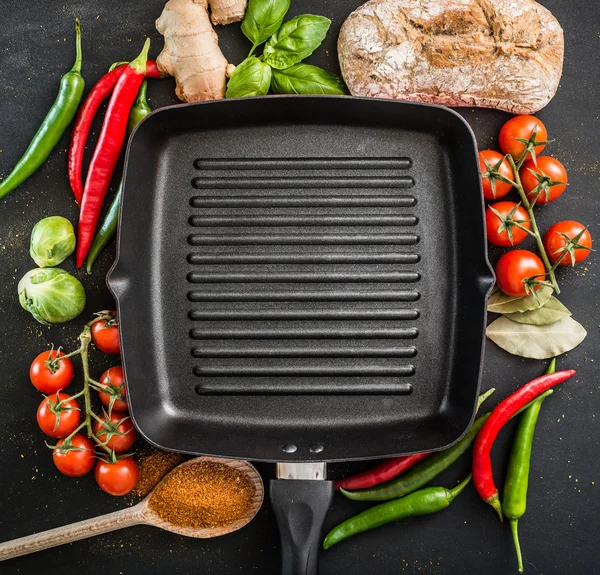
[
  {"xmin": 75, "ymin": 40, "xmax": 150, "ymax": 268},
  {"xmin": 472, "ymin": 369, "xmax": 576, "ymax": 520},
  {"xmin": 68, "ymin": 60, "xmax": 160, "ymax": 204},
  {"xmin": 334, "ymin": 453, "xmax": 429, "ymax": 491},
  {"xmin": 335, "ymin": 388, "xmax": 498, "ymax": 492}
]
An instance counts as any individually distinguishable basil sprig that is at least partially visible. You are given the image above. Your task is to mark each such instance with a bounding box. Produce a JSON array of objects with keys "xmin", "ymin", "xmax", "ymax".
[
  {"xmin": 230, "ymin": 5, "xmax": 348, "ymax": 96},
  {"xmin": 263, "ymin": 15, "xmax": 331, "ymax": 70},
  {"xmin": 241, "ymin": 0, "xmax": 291, "ymax": 53},
  {"xmin": 271, "ymin": 64, "xmax": 348, "ymax": 95},
  {"xmin": 226, "ymin": 57, "xmax": 272, "ymax": 99}
]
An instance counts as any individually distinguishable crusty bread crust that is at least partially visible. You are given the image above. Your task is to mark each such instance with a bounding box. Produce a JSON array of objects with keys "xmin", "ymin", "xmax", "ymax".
[{"xmin": 338, "ymin": 0, "xmax": 564, "ymax": 113}]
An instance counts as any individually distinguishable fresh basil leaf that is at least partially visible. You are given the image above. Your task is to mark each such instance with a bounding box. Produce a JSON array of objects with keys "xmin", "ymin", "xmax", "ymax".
[
  {"xmin": 487, "ymin": 286, "xmax": 553, "ymax": 314},
  {"xmin": 226, "ymin": 57, "xmax": 272, "ymax": 99},
  {"xmin": 241, "ymin": 0, "xmax": 291, "ymax": 49},
  {"xmin": 271, "ymin": 64, "xmax": 348, "ymax": 95},
  {"xmin": 263, "ymin": 15, "xmax": 331, "ymax": 70},
  {"xmin": 486, "ymin": 316, "xmax": 586, "ymax": 359},
  {"xmin": 504, "ymin": 296, "xmax": 571, "ymax": 326}
]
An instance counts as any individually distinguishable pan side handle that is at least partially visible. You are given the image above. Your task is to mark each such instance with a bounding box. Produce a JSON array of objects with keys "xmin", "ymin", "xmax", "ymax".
[{"xmin": 270, "ymin": 477, "xmax": 334, "ymax": 575}]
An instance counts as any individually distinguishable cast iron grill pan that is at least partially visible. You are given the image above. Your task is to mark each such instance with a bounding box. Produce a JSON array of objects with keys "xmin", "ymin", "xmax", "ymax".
[
  {"xmin": 108, "ymin": 96, "xmax": 493, "ymax": 463},
  {"xmin": 108, "ymin": 96, "xmax": 493, "ymax": 574}
]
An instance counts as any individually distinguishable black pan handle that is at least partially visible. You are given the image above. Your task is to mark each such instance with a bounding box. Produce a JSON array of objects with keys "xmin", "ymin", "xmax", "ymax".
[{"xmin": 270, "ymin": 478, "xmax": 334, "ymax": 575}]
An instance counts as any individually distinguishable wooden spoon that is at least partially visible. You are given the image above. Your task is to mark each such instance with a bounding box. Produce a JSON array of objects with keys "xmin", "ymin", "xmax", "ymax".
[{"xmin": 0, "ymin": 456, "xmax": 264, "ymax": 562}]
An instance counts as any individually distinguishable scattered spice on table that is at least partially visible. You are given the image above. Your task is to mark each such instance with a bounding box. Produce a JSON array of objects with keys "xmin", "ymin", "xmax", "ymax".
[
  {"xmin": 132, "ymin": 450, "xmax": 183, "ymax": 499},
  {"xmin": 148, "ymin": 461, "xmax": 255, "ymax": 528}
]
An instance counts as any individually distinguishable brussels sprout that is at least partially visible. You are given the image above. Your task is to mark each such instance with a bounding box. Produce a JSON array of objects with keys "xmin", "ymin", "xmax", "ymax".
[
  {"xmin": 18, "ymin": 268, "xmax": 86, "ymax": 326},
  {"xmin": 30, "ymin": 216, "xmax": 76, "ymax": 267}
]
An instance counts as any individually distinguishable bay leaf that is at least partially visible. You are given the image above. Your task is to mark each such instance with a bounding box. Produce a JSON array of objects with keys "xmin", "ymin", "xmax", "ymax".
[
  {"xmin": 487, "ymin": 286, "xmax": 553, "ymax": 314},
  {"xmin": 486, "ymin": 316, "xmax": 587, "ymax": 359},
  {"xmin": 504, "ymin": 296, "xmax": 571, "ymax": 326}
]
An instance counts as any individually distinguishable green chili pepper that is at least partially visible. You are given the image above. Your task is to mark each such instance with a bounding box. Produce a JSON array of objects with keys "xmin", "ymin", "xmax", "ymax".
[
  {"xmin": 85, "ymin": 180, "xmax": 122, "ymax": 274},
  {"xmin": 342, "ymin": 415, "xmax": 488, "ymax": 502},
  {"xmin": 127, "ymin": 80, "xmax": 151, "ymax": 133},
  {"xmin": 85, "ymin": 80, "xmax": 151, "ymax": 274},
  {"xmin": 0, "ymin": 20, "xmax": 84, "ymax": 200},
  {"xmin": 324, "ymin": 474, "xmax": 472, "ymax": 550},
  {"xmin": 342, "ymin": 388, "xmax": 553, "ymax": 503},
  {"xmin": 502, "ymin": 359, "xmax": 556, "ymax": 573}
]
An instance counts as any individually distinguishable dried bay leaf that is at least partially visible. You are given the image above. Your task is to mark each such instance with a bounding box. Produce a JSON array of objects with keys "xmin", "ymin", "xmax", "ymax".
[
  {"xmin": 487, "ymin": 286, "xmax": 553, "ymax": 314},
  {"xmin": 504, "ymin": 296, "xmax": 572, "ymax": 326},
  {"xmin": 486, "ymin": 316, "xmax": 587, "ymax": 359}
]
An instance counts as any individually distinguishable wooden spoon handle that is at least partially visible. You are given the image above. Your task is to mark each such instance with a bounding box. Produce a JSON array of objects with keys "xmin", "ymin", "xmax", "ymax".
[{"xmin": 0, "ymin": 504, "xmax": 146, "ymax": 562}]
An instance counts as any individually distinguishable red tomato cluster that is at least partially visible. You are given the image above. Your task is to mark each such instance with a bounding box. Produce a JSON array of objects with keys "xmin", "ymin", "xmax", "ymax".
[
  {"xmin": 37, "ymin": 393, "xmax": 80, "ymax": 438},
  {"xmin": 495, "ymin": 251, "xmax": 545, "ymax": 297},
  {"xmin": 93, "ymin": 410, "xmax": 136, "ymax": 453},
  {"xmin": 91, "ymin": 316, "xmax": 121, "ymax": 354},
  {"xmin": 30, "ymin": 350, "xmax": 74, "ymax": 394},
  {"xmin": 521, "ymin": 156, "xmax": 568, "ymax": 205},
  {"xmin": 479, "ymin": 116, "xmax": 592, "ymax": 296},
  {"xmin": 97, "ymin": 366, "xmax": 128, "ymax": 411},
  {"xmin": 29, "ymin": 312, "xmax": 139, "ymax": 496}
]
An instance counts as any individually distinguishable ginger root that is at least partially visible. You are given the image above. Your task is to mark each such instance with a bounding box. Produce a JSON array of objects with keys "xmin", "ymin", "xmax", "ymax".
[
  {"xmin": 208, "ymin": 0, "xmax": 248, "ymax": 25},
  {"xmin": 156, "ymin": 0, "xmax": 246, "ymax": 102}
]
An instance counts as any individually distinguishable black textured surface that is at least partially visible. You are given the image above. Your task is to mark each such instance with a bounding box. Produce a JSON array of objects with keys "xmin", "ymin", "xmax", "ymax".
[
  {"xmin": 0, "ymin": 1, "xmax": 598, "ymax": 574},
  {"xmin": 110, "ymin": 96, "xmax": 492, "ymax": 462}
]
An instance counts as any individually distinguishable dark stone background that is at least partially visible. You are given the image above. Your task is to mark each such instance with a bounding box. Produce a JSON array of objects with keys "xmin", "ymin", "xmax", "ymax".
[{"xmin": 0, "ymin": 1, "xmax": 597, "ymax": 573}]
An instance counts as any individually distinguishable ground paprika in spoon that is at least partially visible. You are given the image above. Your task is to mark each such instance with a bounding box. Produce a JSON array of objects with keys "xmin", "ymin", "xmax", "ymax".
[{"xmin": 148, "ymin": 460, "xmax": 255, "ymax": 529}]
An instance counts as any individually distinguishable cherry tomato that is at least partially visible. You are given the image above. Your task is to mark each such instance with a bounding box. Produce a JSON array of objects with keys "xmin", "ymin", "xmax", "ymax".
[
  {"xmin": 93, "ymin": 411, "xmax": 136, "ymax": 453},
  {"xmin": 495, "ymin": 250, "xmax": 545, "ymax": 297},
  {"xmin": 544, "ymin": 221, "xmax": 592, "ymax": 266},
  {"xmin": 485, "ymin": 202, "xmax": 531, "ymax": 247},
  {"xmin": 91, "ymin": 312, "xmax": 121, "ymax": 355},
  {"xmin": 37, "ymin": 393, "xmax": 80, "ymax": 438},
  {"xmin": 520, "ymin": 156, "xmax": 567, "ymax": 205},
  {"xmin": 53, "ymin": 434, "xmax": 96, "ymax": 477},
  {"xmin": 478, "ymin": 150, "xmax": 514, "ymax": 200},
  {"xmin": 97, "ymin": 366, "xmax": 128, "ymax": 412},
  {"xmin": 499, "ymin": 115, "xmax": 547, "ymax": 161},
  {"xmin": 30, "ymin": 350, "xmax": 74, "ymax": 393},
  {"xmin": 95, "ymin": 457, "xmax": 139, "ymax": 496}
]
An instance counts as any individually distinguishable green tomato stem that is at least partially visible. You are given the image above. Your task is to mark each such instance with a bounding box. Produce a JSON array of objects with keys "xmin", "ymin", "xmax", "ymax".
[
  {"xmin": 90, "ymin": 411, "xmax": 106, "ymax": 424},
  {"xmin": 512, "ymin": 221, "xmax": 537, "ymax": 237},
  {"xmin": 48, "ymin": 314, "xmax": 118, "ymax": 456},
  {"xmin": 78, "ymin": 327, "xmax": 94, "ymax": 437},
  {"xmin": 549, "ymin": 246, "xmax": 572, "ymax": 270},
  {"xmin": 68, "ymin": 389, "xmax": 86, "ymax": 401},
  {"xmin": 63, "ymin": 421, "xmax": 88, "ymax": 443},
  {"xmin": 515, "ymin": 152, "xmax": 528, "ymax": 172},
  {"xmin": 57, "ymin": 348, "xmax": 82, "ymax": 361},
  {"xmin": 507, "ymin": 155, "xmax": 560, "ymax": 294},
  {"xmin": 77, "ymin": 325, "xmax": 112, "ymax": 454}
]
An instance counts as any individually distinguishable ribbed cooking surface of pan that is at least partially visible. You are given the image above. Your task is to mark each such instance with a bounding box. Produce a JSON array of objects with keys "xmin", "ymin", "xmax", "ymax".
[{"xmin": 188, "ymin": 155, "xmax": 419, "ymax": 396}]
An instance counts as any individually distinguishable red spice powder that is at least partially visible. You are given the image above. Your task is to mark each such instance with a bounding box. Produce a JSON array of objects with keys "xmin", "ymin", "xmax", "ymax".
[
  {"xmin": 148, "ymin": 461, "xmax": 255, "ymax": 528},
  {"xmin": 132, "ymin": 450, "xmax": 183, "ymax": 499}
]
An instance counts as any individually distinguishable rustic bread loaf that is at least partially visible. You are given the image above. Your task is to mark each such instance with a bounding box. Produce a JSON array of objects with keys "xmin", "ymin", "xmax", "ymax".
[{"xmin": 338, "ymin": 0, "xmax": 564, "ymax": 114}]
